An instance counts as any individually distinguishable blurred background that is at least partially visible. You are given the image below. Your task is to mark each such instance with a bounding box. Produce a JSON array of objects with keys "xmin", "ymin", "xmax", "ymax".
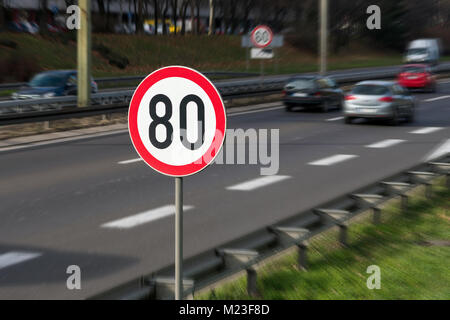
[{"xmin": 1, "ymin": 0, "xmax": 450, "ymax": 84}]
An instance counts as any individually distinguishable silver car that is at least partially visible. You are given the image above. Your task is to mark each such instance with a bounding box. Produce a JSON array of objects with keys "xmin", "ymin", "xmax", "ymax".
[{"xmin": 344, "ymin": 81, "xmax": 415, "ymax": 125}]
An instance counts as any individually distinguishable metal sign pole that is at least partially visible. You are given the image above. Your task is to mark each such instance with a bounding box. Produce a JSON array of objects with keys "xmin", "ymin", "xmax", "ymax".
[
  {"xmin": 246, "ymin": 46, "xmax": 250, "ymax": 71},
  {"xmin": 260, "ymin": 59, "xmax": 264, "ymax": 85},
  {"xmin": 175, "ymin": 176, "xmax": 183, "ymax": 300}
]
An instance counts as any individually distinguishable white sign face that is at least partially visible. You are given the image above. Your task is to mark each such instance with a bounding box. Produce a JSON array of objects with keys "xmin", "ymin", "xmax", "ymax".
[
  {"xmin": 128, "ymin": 66, "xmax": 227, "ymax": 177},
  {"xmin": 250, "ymin": 25, "xmax": 273, "ymax": 48},
  {"xmin": 251, "ymin": 48, "xmax": 274, "ymax": 59}
]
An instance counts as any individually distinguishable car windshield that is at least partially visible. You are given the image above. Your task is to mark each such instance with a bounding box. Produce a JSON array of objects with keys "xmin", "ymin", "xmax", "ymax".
[
  {"xmin": 286, "ymin": 79, "xmax": 314, "ymax": 89},
  {"xmin": 29, "ymin": 73, "xmax": 68, "ymax": 87},
  {"xmin": 408, "ymin": 48, "xmax": 427, "ymax": 55},
  {"xmin": 352, "ymin": 85, "xmax": 390, "ymax": 95},
  {"xmin": 402, "ymin": 66, "xmax": 425, "ymax": 73}
]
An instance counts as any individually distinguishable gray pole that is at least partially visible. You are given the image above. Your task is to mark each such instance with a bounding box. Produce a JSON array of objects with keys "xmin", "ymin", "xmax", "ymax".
[
  {"xmin": 77, "ymin": 0, "xmax": 91, "ymax": 107},
  {"xmin": 175, "ymin": 177, "xmax": 183, "ymax": 300},
  {"xmin": 319, "ymin": 0, "xmax": 328, "ymax": 75},
  {"xmin": 208, "ymin": 0, "xmax": 214, "ymax": 35}
]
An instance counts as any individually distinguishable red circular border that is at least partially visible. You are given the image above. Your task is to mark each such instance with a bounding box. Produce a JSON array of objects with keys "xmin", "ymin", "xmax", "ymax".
[
  {"xmin": 128, "ymin": 66, "xmax": 226, "ymax": 177},
  {"xmin": 250, "ymin": 25, "xmax": 273, "ymax": 48}
]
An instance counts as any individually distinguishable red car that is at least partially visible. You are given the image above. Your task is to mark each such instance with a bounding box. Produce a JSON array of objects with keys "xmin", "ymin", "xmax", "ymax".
[{"xmin": 397, "ymin": 64, "xmax": 437, "ymax": 92}]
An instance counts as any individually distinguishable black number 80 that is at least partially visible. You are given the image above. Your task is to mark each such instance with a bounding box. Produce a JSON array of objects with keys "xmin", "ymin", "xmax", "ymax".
[{"xmin": 148, "ymin": 94, "xmax": 205, "ymax": 150}]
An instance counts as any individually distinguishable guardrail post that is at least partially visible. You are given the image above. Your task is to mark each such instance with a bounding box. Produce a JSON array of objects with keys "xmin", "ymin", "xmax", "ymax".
[
  {"xmin": 428, "ymin": 162, "xmax": 450, "ymax": 189},
  {"xmin": 246, "ymin": 267, "xmax": 259, "ymax": 297},
  {"xmin": 338, "ymin": 223, "xmax": 348, "ymax": 247},
  {"xmin": 151, "ymin": 277, "xmax": 194, "ymax": 300},
  {"xmin": 401, "ymin": 194, "xmax": 408, "ymax": 213},
  {"xmin": 372, "ymin": 207, "xmax": 381, "ymax": 224},
  {"xmin": 269, "ymin": 226, "xmax": 310, "ymax": 247},
  {"xmin": 314, "ymin": 208, "xmax": 351, "ymax": 246},
  {"xmin": 218, "ymin": 249, "xmax": 259, "ymax": 269},
  {"xmin": 297, "ymin": 241, "xmax": 308, "ymax": 271},
  {"xmin": 351, "ymin": 193, "xmax": 384, "ymax": 208},
  {"xmin": 408, "ymin": 171, "xmax": 435, "ymax": 199},
  {"xmin": 425, "ymin": 183, "xmax": 432, "ymax": 199}
]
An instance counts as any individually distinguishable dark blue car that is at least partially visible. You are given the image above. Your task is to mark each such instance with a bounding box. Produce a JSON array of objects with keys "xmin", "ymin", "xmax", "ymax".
[{"xmin": 12, "ymin": 70, "xmax": 98, "ymax": 100}]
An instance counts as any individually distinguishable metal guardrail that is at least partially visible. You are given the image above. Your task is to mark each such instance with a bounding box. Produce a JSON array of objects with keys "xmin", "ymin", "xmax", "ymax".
[
  {"xmin": 0, "ymin": 71, "xmax": 259, "ymax": 90},
  {"xmin": 1, "ymin": 63, "xmax": 450, "ymax": 125},
  {"xmin": 90, "ymin": 154, "xmax": 450, "ymax": 300}
]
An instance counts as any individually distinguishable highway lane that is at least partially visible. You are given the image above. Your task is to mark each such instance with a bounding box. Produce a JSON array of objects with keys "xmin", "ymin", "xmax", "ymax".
[
  {"xmin": 0, "ymin": 82, "xmax": 449, "ymax": 299},
  {"xmin": 2, "ymin": 61, "xmax": 450, "ymax": 103}
]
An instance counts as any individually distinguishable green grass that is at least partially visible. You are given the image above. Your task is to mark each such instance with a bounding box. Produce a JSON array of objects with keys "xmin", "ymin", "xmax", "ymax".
[
  {"xmin": 198, "ymin": 184, "xmax": 450, "ymax": 300},
  {"xmin": 0, "ymin": 33, "xmax": 418, "ymax": 80}
]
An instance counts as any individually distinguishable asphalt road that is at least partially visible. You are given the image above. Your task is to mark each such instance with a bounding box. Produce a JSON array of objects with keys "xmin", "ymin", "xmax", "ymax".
[{"xmin": 0, "ymin": 79, "xmax": 449, "ymax": 299}]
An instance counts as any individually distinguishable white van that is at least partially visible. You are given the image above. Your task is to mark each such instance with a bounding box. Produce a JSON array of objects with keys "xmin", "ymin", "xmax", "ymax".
[{"xmin": 404, "ymin": 39, "xmax": 441, "ymax": 65}]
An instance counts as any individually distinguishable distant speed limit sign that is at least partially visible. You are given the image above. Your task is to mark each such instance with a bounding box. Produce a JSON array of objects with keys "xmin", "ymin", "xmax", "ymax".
[
  {"xmin": 250, "ymin": 25, "xmax": 273, "ymax": 48},
  {"xmin": 128, "ymin": 66, "xmax": 227, "ymax": 177}
]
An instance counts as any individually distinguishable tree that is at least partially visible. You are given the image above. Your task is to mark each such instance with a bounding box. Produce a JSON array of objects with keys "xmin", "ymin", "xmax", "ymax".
[
  {"xmin": 39, "ymin": 0, "xmax": 49, "ymax": 35},
  {"xmin": 179, "ymin": 0, "xmax": 189, "ymax": 34},
  {"xmin": 153, "ymin": 0, "xmax": 159, "ymax": 35},
  {"xmin": 0, "ymin": 0, "xmax": 5, "ymax": 30},
  {"xmin": 136, "ymin": 0, "xmax": 144, "ymax": 34},
  {"xmin": 161, "ymin": 0, "xmax": 170, "ymax": 34},
  {"xmin": 195, "ymin": 0, "xmax": 201, "ymax": 34},
  {"xmin": 170, "ymin": 0, "xmax": 178, "ymax": 34}
]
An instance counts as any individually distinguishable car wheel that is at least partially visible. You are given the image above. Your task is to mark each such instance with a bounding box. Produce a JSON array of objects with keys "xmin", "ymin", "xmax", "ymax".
[
  {"xmin": 344, "ymin": 116, "xmax": 353, "ymax": 124},
  {"xmin": 406, "ymin": 106, "xmax": 415, "ymax": 123},
  {"xmin": 336, "ymin": 96, "xmax": 344, "ymax": 110},
  {"xmin": 321, "ymin": 99, "xmax": 330, "ymax": 112},
  {"xmin": 285, "ymin": 103, "xmax": 294, "ymax": 112},
  {"xmin": 389, "ymin": 109, "xmax": 400, "ymax": 126},
  {"xmin": 431, "ymin": 82, "xmax": 437, "ymax": 93}
]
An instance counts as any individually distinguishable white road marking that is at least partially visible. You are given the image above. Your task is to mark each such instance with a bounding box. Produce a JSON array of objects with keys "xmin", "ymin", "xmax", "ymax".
[
  {"xmin": 423, "ymin": 95, "xmax": 450, "ymax": 102},
  {"xmin": 226, "ymin": 175, "xmax": 291, "ymax": 191},
  {"xmin": 118, "ymin": 158, "xmax": 142, "ymax": 164},
  {"xmin": 0, "ymin": 252, "xmax": 41, "ymax": 270},
  {"xmin": 326, "ymin": 116, "xmax": 344, "ymax": 122},
  {"xmin": 308, "ymin": 154, "xmax": 358, "ymax": 166},
  {"xmin": 425, "ymin": 138, "xmax": 450, "ymax": 161},
  {"xmin": 101, "ymin": 205, "xmax": 194, "ymax": 229},
  {"xmin": 410, "ymin": 127, "xmax": 443, "ymax": 134},
  {"xmin": 366, "ymin": 139, "xmax": 405, "ymax": 149}
]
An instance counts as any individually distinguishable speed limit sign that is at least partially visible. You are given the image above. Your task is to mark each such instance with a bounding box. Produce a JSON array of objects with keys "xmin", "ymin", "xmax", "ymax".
[
  {"xmin": 128, "ymin": 66, "xmax": 226, "ymax": 300},
  {"xmin": 128, "ymin": 66, "xmax": 226, "ymax": 177},
  {"xmin": 250, "ymin": 25, "xmax": 273, "ymax": 48}
]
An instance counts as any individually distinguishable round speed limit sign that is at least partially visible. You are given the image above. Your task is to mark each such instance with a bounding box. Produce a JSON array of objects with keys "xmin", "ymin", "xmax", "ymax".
[
  {"xmin": 128, "ymin": 66, "xmax": 227, "ymax": 177},
  {"xmin": 250, "ymin": 25, "xmax": 273, "ymax": 48}
]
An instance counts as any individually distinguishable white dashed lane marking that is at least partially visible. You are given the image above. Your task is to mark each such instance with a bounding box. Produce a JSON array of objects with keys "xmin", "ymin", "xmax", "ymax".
[
  {"xmin": 101, "ymin": 205, "xmax": 194, "ymax": 229},
  {"xmin": 118, "ymin": 158, "xmax": 142, "ymax": 164},
  {"xmin": 226, "ymin": 175, "xmax": 291, "ymax": 191},
  {"xmin": 366, "ymin": 139, "xmax": 405, "ymax": 149},
  {"xmin": 308, "ymin": 154, "xmax": 358, "ymax": 166},
  {"xmin": 326, "ymin": 116, "xmax": 344, "ymax": 122},
  {"xmin": 423, "ymin": 95, "xmax": 450, "ymax": 102},
  {"xmin": 409, "ymin": 127, "xmax": 443, "ymax": 134},
  {"xmin": 0, "ymin": 252, "xmax": 41, "ymax": 271}
]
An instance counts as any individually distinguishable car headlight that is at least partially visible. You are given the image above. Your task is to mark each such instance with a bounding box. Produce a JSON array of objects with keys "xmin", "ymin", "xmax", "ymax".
[{"xmin": 42, "ymin": 92, "xmax": 55, "ymax": 98}]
